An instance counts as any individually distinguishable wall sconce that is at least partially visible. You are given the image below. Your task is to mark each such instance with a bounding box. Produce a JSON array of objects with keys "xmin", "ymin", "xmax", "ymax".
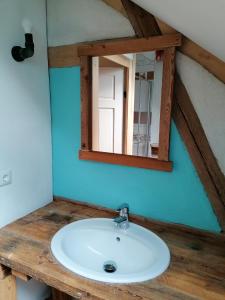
[{"xmin": 11, "ymin": 19, "xmax": 34, "ymax": 62}]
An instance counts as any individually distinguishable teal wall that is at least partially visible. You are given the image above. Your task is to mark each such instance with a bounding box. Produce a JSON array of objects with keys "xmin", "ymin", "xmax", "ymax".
[{"xmin": 49, "ymin": 66, "xmax": 220, "ymax": 232}]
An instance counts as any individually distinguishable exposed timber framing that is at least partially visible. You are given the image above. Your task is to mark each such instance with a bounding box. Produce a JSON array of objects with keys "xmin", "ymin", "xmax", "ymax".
[
  {"xmin": 102, "ymin": 0, "xmax": 127, "ymax": 18},
  {"xmin": 48, "ymin": 44, "xmax": 80, "ymax": 68},
  {"xmin": 173, "ymin": 77, "xmax": 225, "ymax": 231},
  {"xmin": 79, "ymin": 150, "xmax": 172, "ymax": 171},
  {"xmin": 174, "ymin": 76, "xmax": 225, "ymax": 206},
  {"xmin": 102, "ymin": 0, "xmax": 225, "ymax": 84},
  {"xmin": 48, "ymin": 37, "xmax": 135, "ymax": 68},
  {"xmin": 121, "ymin": 0, "xmax": 161, "ymax": 36},
  {"xmin": 46, "ymin": 0, "xmax": 225, "ymax": 230},
  {"xmin": 77, "ymin": 34, "xmax": 181, "ymax": 57},
  {"xmin": 79, "ymin": 34, "xmax": 177, "ymax": 169},
  {"xmin": 120, "ymin": 0, "xmax": 225, "ymax": 231},
  {"xmin": 48, "ymin": 1, "xmax": 225, "ymax": 85},
  {"xmin": 0, "ymin": 275, "xmax": 16, "ymax": 300},
  {"xmin": 11, "ymin": 270, "xmax": 31, "ymax": 282},
  {"xmin": 80, "ymin": 56, "xmax": 92, "ymax": 151}
]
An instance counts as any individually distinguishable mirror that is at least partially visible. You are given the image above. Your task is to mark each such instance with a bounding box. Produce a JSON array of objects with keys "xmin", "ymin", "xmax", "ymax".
[
  {"xmin": 78, "ymin": 34, "xmax": 181, "ymax": 170},
  {"xmin": 92, "ymin": 50, "xmax": 163, "ymax": 158}
]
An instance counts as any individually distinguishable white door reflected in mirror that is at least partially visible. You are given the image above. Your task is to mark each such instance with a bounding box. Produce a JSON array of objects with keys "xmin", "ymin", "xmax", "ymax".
[{"xmin": 92, "ymin": 50, "xmax": 163, "ymax": 159}]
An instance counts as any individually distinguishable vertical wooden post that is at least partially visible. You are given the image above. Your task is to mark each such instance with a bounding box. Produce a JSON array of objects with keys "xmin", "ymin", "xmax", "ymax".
[
  {"xmin": 80, "ymin": 55, "xmax": 92, "ymax": 151},
  {"xmin": 0, "ymin": 275, "xmax": 16, "ymax": 300},
  {"xmin": 158, "ymin": 47, "xmax": 176, "ymax": 160}
]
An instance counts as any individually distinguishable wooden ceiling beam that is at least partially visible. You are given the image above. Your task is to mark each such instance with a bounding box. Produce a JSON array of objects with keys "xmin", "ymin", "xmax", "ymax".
[
  {"xmin": 102, "ymin": 0, "xmax": 127, "ymax": 18},
  {"xmin": 173, "ymin": 76, "xmax": 225, "ymax": 231},
  {"xmin": 120, "ymin": 0, "xmax": 225, "ymax": 231},
  {"xmin": 102, "ymin": 0, "xmax": 225, "ymax": 84},
  {"xmin": 121, "ymin": 0, "xmax": 161, "ymax": 36},
  {"xmin": 174, "ymin": 76, "xmax": 225, "ymax": 205}
]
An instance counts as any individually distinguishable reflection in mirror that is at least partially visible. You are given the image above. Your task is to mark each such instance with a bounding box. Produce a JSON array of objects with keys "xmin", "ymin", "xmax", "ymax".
[{"xmin": 92, "ymin": 50, "xmax": 164, "ymax": 159}]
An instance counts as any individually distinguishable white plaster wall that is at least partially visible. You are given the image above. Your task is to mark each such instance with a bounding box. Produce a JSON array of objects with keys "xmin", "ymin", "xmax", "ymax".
[
  {"xmin": 46, "ymin": 0, "xmax": 225, "ymax": 176},
  {"xmin": 133, "ymin": 0, "xmax": 225, "ymax": 62},
  {"xmin": 176, "ymin": 53, "xmax": 225, "ymax": 175},
  {"xmin": 0, "ymin": 0, "xmax": 52, "ymax": 299},
  {"xmin": 47, "ymin": 0, "xmax": 134, "ymax": 46}
]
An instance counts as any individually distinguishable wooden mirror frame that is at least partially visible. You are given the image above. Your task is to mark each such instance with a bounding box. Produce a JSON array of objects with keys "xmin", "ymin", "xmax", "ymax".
[{"xmin": 78, "ymin": 33, "xmax": 182, "ymax": 171}]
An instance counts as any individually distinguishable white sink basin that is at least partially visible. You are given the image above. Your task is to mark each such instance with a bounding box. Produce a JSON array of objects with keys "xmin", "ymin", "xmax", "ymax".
[{"xmin": 51, "ymin": 218, "xmax": 170, "ymax": 283}]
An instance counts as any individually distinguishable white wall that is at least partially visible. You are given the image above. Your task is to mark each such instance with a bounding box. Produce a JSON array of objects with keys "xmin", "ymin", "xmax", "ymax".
[
  {"xmin": 176, "ymin": 53, "xmax": 225, "ymax": 174},
  {"xmin": 132, "ymin": 0, "xmax": 225, "ymax": 174},
  {"xmin": 47, "ymin": 0, "xmax": 134, "ymax": 46},
  {"xmin": 0, "ymin": 0, "xmax": 52, "ymax": 299},
  {"xmin": 132, "ymin": 0, "xmax": 225, "ymax": 62}
]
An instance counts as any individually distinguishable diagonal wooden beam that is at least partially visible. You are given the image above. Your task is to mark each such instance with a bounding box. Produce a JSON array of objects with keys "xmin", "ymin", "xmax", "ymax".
[
  {"xmin": 174, "ymin": 76, "xmax": 225, "ymax": 206},
  {"xmin": 173, "ymin": 76, "xmax": 225, "ymax": 231},
  {"xmin": 102, "ymin": 0, "xmax": 225, "ymax": 84},
  {"xmin": 102, "ymin": 0, "xmax": 127, "ymax": 18},
  {"xmin": 121, "ymin": 0, "xmax": 161, "ymax": 36},
  {"xmin": 120, "ymin": 0, "xmax": 225, "ymax": 231}
]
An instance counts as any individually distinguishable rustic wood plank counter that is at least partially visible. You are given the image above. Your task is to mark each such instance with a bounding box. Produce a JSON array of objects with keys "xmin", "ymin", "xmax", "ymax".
[{"xmin": 0, "ymin": 199, "xmax": 224, "ymax": 300}]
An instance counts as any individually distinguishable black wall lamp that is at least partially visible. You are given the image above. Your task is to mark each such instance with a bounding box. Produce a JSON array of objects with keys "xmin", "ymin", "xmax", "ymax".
[{"xmin": 11, "ymin": 19, "xmax": 34, "ymax": 62}]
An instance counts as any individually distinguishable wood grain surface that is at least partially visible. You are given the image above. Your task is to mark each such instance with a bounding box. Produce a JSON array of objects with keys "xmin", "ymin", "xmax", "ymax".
[{"xmin": 0, "ymin": 199, "xmax": 224, "ymax": 300}]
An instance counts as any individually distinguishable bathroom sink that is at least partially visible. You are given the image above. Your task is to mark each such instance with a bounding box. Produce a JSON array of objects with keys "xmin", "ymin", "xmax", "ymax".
[{"xmin": 51, "ymin": 218, "xmax": 170, "ymax": 283}]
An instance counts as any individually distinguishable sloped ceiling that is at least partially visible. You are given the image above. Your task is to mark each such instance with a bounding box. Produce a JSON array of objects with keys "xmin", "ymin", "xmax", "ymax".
[
  {"xmin": 47, "ymin": 0, "xmax": 134, "ymax": 46},
  {"xmin": 46, "ymin": 0, "xmax": 225, "ymax": 175},
  {"xmin": 132, "ymin": 0, "xmax": 225, "ymax": 62}
]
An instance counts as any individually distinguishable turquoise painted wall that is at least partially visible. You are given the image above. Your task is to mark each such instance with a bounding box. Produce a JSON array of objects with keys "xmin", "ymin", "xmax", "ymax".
[{"xmin": 49, "ymin": 66, "xmax": 220, "ymax": 232}]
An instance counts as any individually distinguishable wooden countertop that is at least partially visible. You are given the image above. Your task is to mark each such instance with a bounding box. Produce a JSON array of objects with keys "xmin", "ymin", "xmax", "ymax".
[{"xmin": 0, "ymin": 199, "xmax": 224, "ymax": 300}]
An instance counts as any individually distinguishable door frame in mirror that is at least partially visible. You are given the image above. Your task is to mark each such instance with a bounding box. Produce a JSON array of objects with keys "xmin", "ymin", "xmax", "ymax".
[{"xmin": 78, "ymin": 34, "xmax": 182, "ymax": 171}]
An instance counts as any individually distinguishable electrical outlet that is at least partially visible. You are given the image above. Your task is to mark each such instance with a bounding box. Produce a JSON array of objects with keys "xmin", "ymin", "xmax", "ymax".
[{"xmin": 0, "ymin": 170, "xmax": 12, "ymax": 187}]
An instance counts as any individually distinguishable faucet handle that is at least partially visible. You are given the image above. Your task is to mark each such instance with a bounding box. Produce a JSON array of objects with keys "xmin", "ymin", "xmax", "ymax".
[{"xmin": 116, "ymin": 203, "xmax": 129, "ymax": 213}]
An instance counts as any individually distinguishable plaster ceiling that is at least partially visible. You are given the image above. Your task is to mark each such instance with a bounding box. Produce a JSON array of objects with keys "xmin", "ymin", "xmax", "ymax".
[{"xmin": 132, "ymin": 0, "xmax": 225, "ymax": 62}]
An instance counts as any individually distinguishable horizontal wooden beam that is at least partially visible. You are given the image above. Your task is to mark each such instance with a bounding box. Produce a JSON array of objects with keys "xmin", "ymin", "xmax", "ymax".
[
  {"xmin": 48, "ymin": 37, "xmax": 135, "ymax": 68},
  {"xmin": 102, "ymin": 0, "xmax": 225, "ymax": 84},
  {"xmin": 11, "ymin": 270, "xmax": 31, "ymax": 282},
  {"xmin": 47, "ymin": 39, "xmax": 225, "ymax": 89},
  {"xmin": 48, "ymin": 44, "xmax": 80, "ymax": 68},
  {"xmin": 48, "ymin": 33, "xmax": 225, "ymax": 86},
  {"xmin": 79, "ymin": 150, "xmax": 173, "ymax": 171},
  {"xmin": 77, "ymin": 34, "xmax": 181, "ymax": 57}
]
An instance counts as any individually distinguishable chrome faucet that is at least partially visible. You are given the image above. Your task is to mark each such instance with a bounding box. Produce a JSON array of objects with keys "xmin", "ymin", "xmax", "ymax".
[{"xmin": 114, "ymin": 203, "xmax": 129, "ymax": 229}]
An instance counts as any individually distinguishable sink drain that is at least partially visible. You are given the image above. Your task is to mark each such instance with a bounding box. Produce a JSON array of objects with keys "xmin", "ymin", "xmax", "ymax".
[{"xmin": 103, "ymin": 261, "xmax": 117, "ymax": 273}]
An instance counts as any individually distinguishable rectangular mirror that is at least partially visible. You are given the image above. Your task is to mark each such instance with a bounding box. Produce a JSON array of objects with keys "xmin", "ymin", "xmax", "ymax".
[
  {"xmin": 92, "ymin": 50, "xmax": 163, "ymax": 159},
  {"xmin": 78, "ymin": 34, "xmax": 182, "ymax": 171}
]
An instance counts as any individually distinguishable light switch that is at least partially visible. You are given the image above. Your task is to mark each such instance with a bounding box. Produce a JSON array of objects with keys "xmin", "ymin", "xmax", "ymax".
[{"xmin": 0, "ymin": 170, "xmax": 12, "ymax": 187}]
